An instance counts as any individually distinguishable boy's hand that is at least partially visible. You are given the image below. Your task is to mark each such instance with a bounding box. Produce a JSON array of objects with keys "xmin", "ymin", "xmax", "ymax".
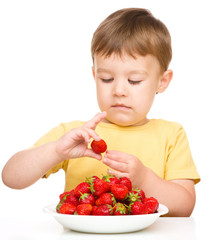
[
  {"xmin": 55, "ymin": 112, "xmax": 106, "ymax": 161},
  {"xmin": 102, "ymin": 150, "xmax": 147, "ymax": 188}
]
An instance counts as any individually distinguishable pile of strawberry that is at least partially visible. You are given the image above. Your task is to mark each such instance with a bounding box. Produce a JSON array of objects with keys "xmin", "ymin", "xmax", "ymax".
[{"xmin": 56, "ymin": 174, "xmax": 159, "ymax": 216}]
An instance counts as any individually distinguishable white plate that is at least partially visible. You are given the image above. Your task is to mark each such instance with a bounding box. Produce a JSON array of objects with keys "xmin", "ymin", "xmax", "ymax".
[{"xmin": 43, "ymin": 204, "xmax": 168, "ymax": 233}]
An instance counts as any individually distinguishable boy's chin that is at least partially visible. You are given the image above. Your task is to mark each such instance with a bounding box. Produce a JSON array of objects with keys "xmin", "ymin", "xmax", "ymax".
[
  {"xmin": 102, "ymin": 117, "xmax": 139, "ymax": 127},
  {"xmin": 102, "ymin": 115, "xmax": 149, "ymax": 127}
]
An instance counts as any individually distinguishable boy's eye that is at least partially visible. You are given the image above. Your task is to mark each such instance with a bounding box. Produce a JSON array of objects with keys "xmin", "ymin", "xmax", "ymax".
[
  {"xmin": 101, "ymin": 78, "xmax": 114, "ymax": 83},
  {"xmin": 128, "ymin": 80, "xmax": 142, "ymax": 85}
]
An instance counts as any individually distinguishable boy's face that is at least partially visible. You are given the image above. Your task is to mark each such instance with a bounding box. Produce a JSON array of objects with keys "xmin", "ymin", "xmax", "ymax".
[{"xmin": 92, "ymin": 52, "xmax": 170, "ymax": 126}]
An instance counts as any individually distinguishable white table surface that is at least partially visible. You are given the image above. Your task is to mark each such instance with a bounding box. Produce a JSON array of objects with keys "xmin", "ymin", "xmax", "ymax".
[{"xmin": 0, "ymin": 212, "xmax": 209, "ymax": 240}]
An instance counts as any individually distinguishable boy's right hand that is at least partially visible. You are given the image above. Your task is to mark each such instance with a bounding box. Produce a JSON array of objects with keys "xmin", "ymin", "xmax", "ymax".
[{"xmin": 55, "ymin": 112, "xmax": 107, "ymax": 161}]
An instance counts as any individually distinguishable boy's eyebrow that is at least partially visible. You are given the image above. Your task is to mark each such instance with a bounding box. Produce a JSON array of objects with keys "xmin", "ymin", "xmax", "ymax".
[
  {"xmin": 128, "ymin": 70, "xmax": 148, "ymax": 76},
  {"xmin": 96, "ymin": 68, "xmax": 112, "ymax": 74},
  {"xmin": 97, "ymin": 68, "xmax": 148, "ymax": 75}
]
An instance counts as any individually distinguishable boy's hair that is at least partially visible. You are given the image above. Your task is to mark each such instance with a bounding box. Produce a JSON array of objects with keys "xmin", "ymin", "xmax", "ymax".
[{"xmin": 91, "ymin": 8, "xmax": 172, "ymax": 72}]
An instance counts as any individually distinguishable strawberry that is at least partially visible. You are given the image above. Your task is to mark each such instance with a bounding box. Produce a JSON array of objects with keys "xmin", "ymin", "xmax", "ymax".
[
  {"xmin": 91, "ymin": 139, "xmax": 107, "ymax": 154},
  {"xmin": 113, "ymin": 202, "xmax": 128, "ymax": 215},
  {"xmin": 143, "ymin": 197, "xmax": 159, "ymax": 214},
  {"xmin": 74, "ymin": 182, "xmax": 91, "ymax": 198},
  {"xmin": 75, "ymin": 203, "xmax": 93, "ymax": 215},
  {"xmin": 102, "ymin": 173, "xmax": 120, "ymax": 188},
  {"xmin": 59, "ymin": 191, "xmax": 70, "ymax": 201},
  {"xmin": 111, "ymin": 184, "xmax": 128, "ymax": 201},
  {"xmin": 135, "ymin": 188, "xmax": 146, "ymax": 200},
  {"xmin": 119, "ymin": 177, "xmax": 132, "ymax": 191},
  {"xmin": 85, "ymin": 175, "xmax": 100, "ymax": 185},
  {"xmin": 91, "ymin": 206, "xmax": 98, "ymax": 215},
  {"xmin": 130, "ymin": 201, "xmax": 148, "ymax": 215},
  {"xmin": 95, "ymin": 193, "xmax": 116, "ymax": 206},
  {"xmin": 127, "ymin": 189, "xmax": 145, "ymax": 204},
  {"xmin": 91, "ymin": 178, "xmax": 110, "ymax": 197},
  {"xmin": 60, "ymin": 190, "xmax": 79, "ymax": 206},
  {"xmin": 92, "ymin": 204, "xmax": 113, "ymax": 216},
  {"xmin": 79, "ymin": 193, "xmax": 95, "ymax": 206},
  {"xmin": 56, "ymin": 202, "xmax": 76, "ymax": 214}
]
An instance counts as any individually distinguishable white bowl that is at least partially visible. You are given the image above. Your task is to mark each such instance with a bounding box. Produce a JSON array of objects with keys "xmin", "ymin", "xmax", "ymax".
[{"xmin": 43, "ymin": 204, "xmax": 168, "ymax": 233}]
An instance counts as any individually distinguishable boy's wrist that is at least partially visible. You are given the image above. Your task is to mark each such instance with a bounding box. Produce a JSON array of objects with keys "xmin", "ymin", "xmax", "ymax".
[
  {"xmin": 51, "ymin": 140, "xmax": 67, "ymax": 163},
  {"xmin": 136, "ymin": 166, "xmax": 152, "ymax": 190}
]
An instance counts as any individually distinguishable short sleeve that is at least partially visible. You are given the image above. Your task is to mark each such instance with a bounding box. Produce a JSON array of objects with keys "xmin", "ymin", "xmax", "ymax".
[
  {"xmin": 33, "ymin": 124, "xmax": 67, "ymax": 179},
  {"xmin": 165, "ymin": 126, "xmax": 200, "ymax": 184}
]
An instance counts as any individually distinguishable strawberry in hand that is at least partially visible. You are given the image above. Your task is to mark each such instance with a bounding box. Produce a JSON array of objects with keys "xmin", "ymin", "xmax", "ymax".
[{"xmin": 91, "ymin": 139, "xmax": 107, "ymax": 154}]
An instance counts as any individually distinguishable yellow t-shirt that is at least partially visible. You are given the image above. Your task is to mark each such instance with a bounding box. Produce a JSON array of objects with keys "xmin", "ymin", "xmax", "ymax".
[{"xmin": 34, "ymin": 119, "xmax": 200, "ymax": 191}]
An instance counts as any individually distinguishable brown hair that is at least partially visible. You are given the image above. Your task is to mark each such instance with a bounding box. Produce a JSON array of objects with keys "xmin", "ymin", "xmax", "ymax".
[{"xmin": 91, "ymin": 8, "xmax": 172, "ymax": 72}]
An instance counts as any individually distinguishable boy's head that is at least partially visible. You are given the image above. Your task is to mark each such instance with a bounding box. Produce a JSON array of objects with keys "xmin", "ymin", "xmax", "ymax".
[
  {"xmin": 91, "ymin": 8, "xmax": 173, "ymax": 126},
  {"xmin": 91, "ymin": 8, "xmax": 172, "ymax": 72}
]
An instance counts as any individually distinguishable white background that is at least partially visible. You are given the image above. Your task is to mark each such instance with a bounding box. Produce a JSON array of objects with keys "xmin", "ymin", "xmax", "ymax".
[{"xmin": 0, "ymin": 0, "xmax": 211, "ymax": 230}]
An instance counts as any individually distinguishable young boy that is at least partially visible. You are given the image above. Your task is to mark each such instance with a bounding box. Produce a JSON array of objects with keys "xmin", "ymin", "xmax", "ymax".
[{"xmin": 2, "ymin": 8, "xmax": 200, "ymax": 216}]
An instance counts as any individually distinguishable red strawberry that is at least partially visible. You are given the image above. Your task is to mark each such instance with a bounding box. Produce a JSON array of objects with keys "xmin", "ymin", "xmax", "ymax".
[
  {"xmin": 85, "ymin": 175, "xmax": 100, "ymax": 185},
  {"xmin": 111, "ymin": 184, "xmax": 128, "ymax": 201},
  {"xmin": 74, "ymin": 182, "xmax": 91, "ymax": 198},
  {"xmin": 119, "ymin": 177, "xmax": 132, "ymax": 191},
  {"xmin": 95, "ymin": 193, "xmax": 116, "ymax": 206},
  {"xmin": 127, "ymin": 189, "xmax": 145, "ymax": 204},
  {"xmin": 59, "ymin": 191, "xmax": 70, "ymax": 201},
  {"xmin": 130, "ymin": 201, "xmax": 148, "ymax": 215},
  {"xmin": 134, "ymin": 188, "xmax": 146, "ymax": 200},
  {"xmin": 102, "ymin": 173, "xmax": 120, "ymax": 188},
  {"xmin": 113, "ymin": 202, "xmax": 128, "ymax": 215},
  {"xmin": 143, "ymin": 197, "xmax": 159, "ymax": 214},
  {"xmin": 60, "ymin": 190, "xmax": 79, "ymax": 206},
  {"xmin": 79, "ymin": 193, "xmax": 95, "ymax": 206},
  {"xmin": 91, "ymin": 139, "xmax": 107, "ymax": 154},
  {"xmin": 91, "ymin": 206, "xmax": 98, "ymax": 215},
  {"xmin": 56, "ymin": 202, "xmax": 76, "ymax": 214},
  {"xmin": 92, "ymin": 204, "xmax": 113, "ymax": 216},
  {"xmin": 75, "ymin": 203, "xmax": 93, "ymax": 215},
  {"xmin": 91, "ymin": 178, "xmax": 110, "ymax": 197}
]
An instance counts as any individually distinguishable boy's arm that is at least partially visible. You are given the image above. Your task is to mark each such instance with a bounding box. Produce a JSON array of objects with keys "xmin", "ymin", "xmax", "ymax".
[
  {"xmin": 141, "ymin": 169, "xmax": 196, "ymax": 217},
  {"xmin": 103, "ymin": 150, "xmax": 196, "ymax": 217},
  {"xmin": 1, "ymin": 112, "xmax": 106, "ymax": 189}
]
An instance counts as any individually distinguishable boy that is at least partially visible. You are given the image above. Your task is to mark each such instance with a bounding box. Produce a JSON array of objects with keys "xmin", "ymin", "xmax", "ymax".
[{"xmin": 2, "ymin": 8, "xmax": 200, "ymax": 216}]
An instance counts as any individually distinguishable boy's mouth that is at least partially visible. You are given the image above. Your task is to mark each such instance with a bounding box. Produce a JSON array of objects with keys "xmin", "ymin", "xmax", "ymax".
[{"xmin": 111, "ymin": 104, "xmax": 131, "ymax": 110}]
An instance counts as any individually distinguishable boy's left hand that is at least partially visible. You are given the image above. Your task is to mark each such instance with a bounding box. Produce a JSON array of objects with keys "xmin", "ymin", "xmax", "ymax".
[{"xmin": 102, "ymin": 150, "xmax": 147, "ymax": 188}]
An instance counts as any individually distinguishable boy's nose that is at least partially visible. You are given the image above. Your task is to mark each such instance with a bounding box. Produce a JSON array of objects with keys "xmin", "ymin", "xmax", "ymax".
[{"xmin": 112, "ymin": 79, "xmax": 127, "ymax": 97}]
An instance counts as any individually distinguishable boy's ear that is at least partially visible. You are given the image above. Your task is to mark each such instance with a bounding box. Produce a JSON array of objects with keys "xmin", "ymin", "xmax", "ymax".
[
  {"xmin": 157, "ymin": 70, "xmax": 173, "ymax": 93},
  {"xmin": 92, "ymin": 66, "xmax": 95, "ymax": 79}
]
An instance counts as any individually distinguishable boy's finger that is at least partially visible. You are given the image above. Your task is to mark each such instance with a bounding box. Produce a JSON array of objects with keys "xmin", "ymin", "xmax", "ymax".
[
  {"xmin": 86, "ymin": 128, "xmax": 101, "ymax": 141},
  {"xmin": 108, "ymin": 169, "xmax": 128, "ymax": 179},
  {"xmin": 103, "ymin": 156, "xmax": 128, "ymax": 172},
  {"xmin": 84, "ymin": 112, "xmax": 106, "ymax": 130},
  {"xmin": 105, "ymin": 150, "xmax": 130, "ymax": 163},
  {"xmin": 84, "ymin": 149, "xmax": 103, "ymax": 160}
]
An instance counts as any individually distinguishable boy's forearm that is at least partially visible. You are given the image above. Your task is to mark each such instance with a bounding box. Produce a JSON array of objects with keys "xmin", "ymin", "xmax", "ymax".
[
  {"xmin": 140, "ymin": 168, "xmax": 196, "ymax": 217},
  {"xmin": 2, "ymin": 141, "xmax": 62, "ymax": 189}
]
